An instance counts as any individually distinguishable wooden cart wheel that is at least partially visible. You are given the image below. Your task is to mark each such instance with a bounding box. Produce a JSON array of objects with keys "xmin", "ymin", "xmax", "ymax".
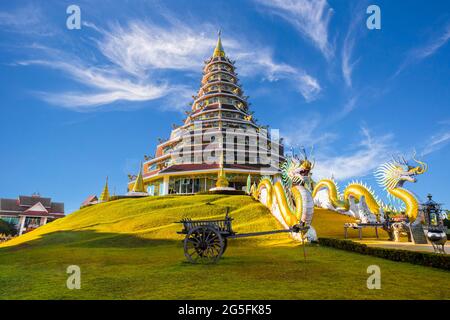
[{"xmin": 184, "ymin": 226, "xmax": 224, "ymax": 264}]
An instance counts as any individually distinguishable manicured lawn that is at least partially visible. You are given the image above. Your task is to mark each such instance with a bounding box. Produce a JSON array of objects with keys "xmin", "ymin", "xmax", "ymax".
[{"xmin": 0, "ymin": 195, "xmax": 449, "ymax": 299}]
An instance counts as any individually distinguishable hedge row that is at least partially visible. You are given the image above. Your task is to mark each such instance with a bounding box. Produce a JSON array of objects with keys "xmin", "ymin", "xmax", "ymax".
[{"xmin": 318, "ymin": 237, "xmax": 450, "ymax": 270}]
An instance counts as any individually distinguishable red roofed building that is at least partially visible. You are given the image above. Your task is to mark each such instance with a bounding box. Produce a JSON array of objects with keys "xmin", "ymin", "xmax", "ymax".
[
  {"xmin": 81, "ymin": 195, "xmax": 98, "ymax": 208},
  {"xmin": 127, "ymin": 33, "xmax": 284, "ymax": 195},
  {"xmin": 0, "ymin": 193, "xmax": 65, "ymax": 235}
]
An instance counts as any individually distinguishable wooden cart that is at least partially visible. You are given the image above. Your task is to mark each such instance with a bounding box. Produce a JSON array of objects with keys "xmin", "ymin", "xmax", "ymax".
[{"xmin": 177, "ymin": 208, "xmax": 309, "ymax": 263}]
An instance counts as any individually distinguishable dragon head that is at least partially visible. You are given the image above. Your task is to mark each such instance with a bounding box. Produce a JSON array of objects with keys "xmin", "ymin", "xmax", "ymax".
[
  {"xmin": 281, "ymin": 148, "xmax": 315, "ymax": 188},
  {"xmin": 375, "ymin": 152, "xmax": 427, "ymax": 191}
]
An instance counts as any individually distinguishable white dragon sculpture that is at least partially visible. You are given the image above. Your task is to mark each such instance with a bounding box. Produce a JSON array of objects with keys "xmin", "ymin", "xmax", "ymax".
[{"xmin": 252, "ymin": 150, "xmax": 317, "ymax": 242}]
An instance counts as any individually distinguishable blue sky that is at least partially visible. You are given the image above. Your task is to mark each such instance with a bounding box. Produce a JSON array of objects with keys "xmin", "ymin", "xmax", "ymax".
[{"xmin": 0, "ymin": 0, "xmax": 449, "ymax": 213}]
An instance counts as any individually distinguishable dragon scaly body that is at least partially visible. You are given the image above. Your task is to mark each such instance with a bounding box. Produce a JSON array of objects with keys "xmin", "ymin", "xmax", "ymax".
[
  {"xmin": 251, "ymin": 154, "xmax": 315, "ymax": 239},
  {"xmin": 313, "ymin": 154, "xmax": 427, "ymax": 220}
]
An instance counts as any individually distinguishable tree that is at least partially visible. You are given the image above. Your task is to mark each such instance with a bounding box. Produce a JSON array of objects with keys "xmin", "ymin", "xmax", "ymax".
[{"xmin": 0, "ymin": 220, "xmax": 18, "ymax": 236}]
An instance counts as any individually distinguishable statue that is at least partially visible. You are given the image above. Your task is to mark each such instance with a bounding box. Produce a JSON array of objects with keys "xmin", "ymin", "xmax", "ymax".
[
  {"xmin": 253, "ymin": 149, "xmax": 316, "ymax": 242},
  {"xmin": 312, "ymin": 153, "xmax": 427, "ymax": 230}
]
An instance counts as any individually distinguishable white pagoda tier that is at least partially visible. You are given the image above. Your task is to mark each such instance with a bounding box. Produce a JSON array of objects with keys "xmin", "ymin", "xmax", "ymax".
[{"xmin": 127, "ymin": 33, "xmax": 284, "ymax": 195}]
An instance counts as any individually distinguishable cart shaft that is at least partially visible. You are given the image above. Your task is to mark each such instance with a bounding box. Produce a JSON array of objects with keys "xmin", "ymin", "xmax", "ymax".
[{"xmin": 228, "ymin": 228, "xmax": 295, "ymax": 239}]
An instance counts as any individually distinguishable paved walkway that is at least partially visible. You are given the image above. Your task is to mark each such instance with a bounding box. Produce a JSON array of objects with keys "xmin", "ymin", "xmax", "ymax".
[{"xmin": 354, "ymin": 239, "xmax": 449, "ymax": 254}]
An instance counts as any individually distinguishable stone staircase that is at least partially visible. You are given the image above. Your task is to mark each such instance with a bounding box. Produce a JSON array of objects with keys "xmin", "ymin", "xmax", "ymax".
[{"xmin": 409, "ymin": 224, "xmax": 428, "ymax": 244}]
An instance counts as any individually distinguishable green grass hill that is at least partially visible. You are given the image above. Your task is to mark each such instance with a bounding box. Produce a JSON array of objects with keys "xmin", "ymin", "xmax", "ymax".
[{"xmin": 1, "ymin": 194, "xmax": 449, "ymax": 299}]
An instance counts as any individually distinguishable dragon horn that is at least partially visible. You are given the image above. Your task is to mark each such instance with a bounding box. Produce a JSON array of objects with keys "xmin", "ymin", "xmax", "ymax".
[{"xmin": 412, "ymin": 150, "xmax": 427, "ymax": 174}]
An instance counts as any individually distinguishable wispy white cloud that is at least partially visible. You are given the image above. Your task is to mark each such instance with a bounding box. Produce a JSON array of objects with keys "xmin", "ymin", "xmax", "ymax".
[
  {"xmin": 341, "ymin": 4, "xmax": 366, "ymax": 88},
  {"xmin": 17, "ymin": 59, "xmax": 172, "ymax": 111},
  {"xmin": 0, "ymin": 4, "xmax": 54, "ymax": 36},
  {"xmin": 12, "ymin": 13, "xmax": 321, "ymax": 109},
  {"xmin": 394, "ymin": 23, "xmax": 450, "ymax": 77},
  {"xmin": 313, "ymin": 126, "xmax": 394, "ymax": 180},
  {"xmin": 255, "ymin": 0, "xmax": 334, "ymax": 59},
  {"xmin": 233, "ymin": 48, "xmax": 321, "ymax": 101},
  {"xmin": 297, "ymin": 74, "xmax": 321, "ymax": 102},
  {"xmin": 342, "ymin": 27, "xmax": 359, "ymax": 88},
  {"xmin": 283, "ymin": 118, "xmax": 395, "ymax": 181},
  {"xmin": 331, "ymin": 95, "xmax": 359, "ymax": 122},
  {"xmin": 282, "ymin": 114, "xmax": 337, "ymax": 148},
  {"xmin": 97, "ymin": 21, "xmax": 214, "ymax": 76},
  {"xmin": 422, "ymin": 130, "xmax": 450, "ymax": 156},
  {"xmin": 94, "ymin": 19, "xmax": 322, "ymax": 103},
  {"xmin": 341, "ymin": 38, "xmax": 355, "ymax": 88},
  {"xmin": 410, "ymin": 25, "xmax": 450, "ymax": 60}
]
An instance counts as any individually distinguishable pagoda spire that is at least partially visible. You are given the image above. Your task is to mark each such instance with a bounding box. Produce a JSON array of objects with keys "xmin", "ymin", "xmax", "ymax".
[
  {"xmin": 132, "ymin": 164, "xmax": 146, "ymax": 193},
  {"xmin": 99, "ymin": 177, "xmax": 110, "ymax": 202},
  {"xmin": 213, "ymin": 30, "xmax": 225, "ymax": 58}
]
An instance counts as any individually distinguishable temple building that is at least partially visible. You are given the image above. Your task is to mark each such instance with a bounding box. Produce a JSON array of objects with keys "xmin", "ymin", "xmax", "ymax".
[
  {"xmin": 0, "ymin": 193, "xmax": 64, "ymax": 235},
  {"xmin": 128, "ymin": 33, "xmax": 284, "ymax": 195}
]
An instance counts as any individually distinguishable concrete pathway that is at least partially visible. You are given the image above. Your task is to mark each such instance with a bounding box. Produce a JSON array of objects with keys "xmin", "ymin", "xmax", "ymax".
[{"xmin": 354, "ymin": 239, "xmax": 449, "ymax": 254}]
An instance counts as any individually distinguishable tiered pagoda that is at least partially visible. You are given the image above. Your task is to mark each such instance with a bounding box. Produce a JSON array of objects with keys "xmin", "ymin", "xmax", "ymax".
[{"xmin": 127, "ymin": 33, "xmax": 284, "ymax": 195}]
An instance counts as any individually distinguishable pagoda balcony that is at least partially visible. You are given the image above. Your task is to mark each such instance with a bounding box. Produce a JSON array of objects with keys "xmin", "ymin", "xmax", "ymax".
[
  {"xmin": 205, "ymin": 59, "xmax": 235, "ymax": 70},
  {"xmin": 201, "ymin": 80, "xmax": 239, "ymax": 91},
  {"xmin": 188, "ymin": 105, "xmax": 249, "ymax": 120},
  {"xmin": 176, "ymin": 127, "xmax": 262, "ymax": 138},
  {"xmin": 173, "ymin": 141, "xmax": 271, "ymax": 152},
  {"xmin": 202, "ymin": 89, "xmax": 238, "ymax": 96},
  {"xmin": 171, "ymin": 146, "xmax": 271, "ymax": 155},
  {"xmin": 208, "ymin": 66, "xmax": 234, "ymax": 73},
  {"xmin": 194, "ymin": 92, "xmax": 247, "ymax": 104},
  {"xmin": 206, "ymin": 78, "xmax": 232, "ymax": 84},
  {"xmin": 203, "ymin": 70, "xmax": 237, "ymax": 80}
]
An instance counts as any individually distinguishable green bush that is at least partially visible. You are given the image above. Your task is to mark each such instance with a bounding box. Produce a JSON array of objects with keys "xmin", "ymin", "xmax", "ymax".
[
  {"xmin": 0, "ymin": 220, "xmax": 18, "ymax": 236},
  {"xmin": 444, "ymin": 219, "xmax": 450, "ymax": 229},
  {"xmin": 318, "ymin": 237, "xmax": 450, "ymax": 270}
]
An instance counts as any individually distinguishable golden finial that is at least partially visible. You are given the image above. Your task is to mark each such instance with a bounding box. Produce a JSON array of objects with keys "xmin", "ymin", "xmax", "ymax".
[
  {"xmin": 213, "ymin": 29, "xmax": 225, "ymax": 58},
  {"xmin": 99, "ymin": 176, "xmax": 110, "ymax": 202},
  {"xmin": 132, "ymin": 163, "xmax": 146, "ymax": 193}
]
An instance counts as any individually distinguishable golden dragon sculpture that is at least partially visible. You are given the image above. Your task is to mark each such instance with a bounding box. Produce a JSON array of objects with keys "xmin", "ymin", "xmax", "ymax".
[
  {"xmin": 312, "ymin": 153, "xmax": 428, "ymax": 221},
  {"xmin": 251, "ymin": 152, "xmax": 316, "ymax": 241}
]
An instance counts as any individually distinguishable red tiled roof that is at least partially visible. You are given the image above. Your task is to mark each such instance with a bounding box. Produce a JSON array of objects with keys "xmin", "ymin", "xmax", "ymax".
[
  {"xmin": 143, "ymin": 169, "xmax": 160, "ymax": 178},
  {"xmin": 81, "ymin": 195, "xmax": 98, "ymax": 206},
  {"xmin": 19, "ymin": 195, "xmax": 51, "ymax": 208},
  {"xmin": 0, "ymin": 196, "xmax": 64, "ymax": 215}
]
